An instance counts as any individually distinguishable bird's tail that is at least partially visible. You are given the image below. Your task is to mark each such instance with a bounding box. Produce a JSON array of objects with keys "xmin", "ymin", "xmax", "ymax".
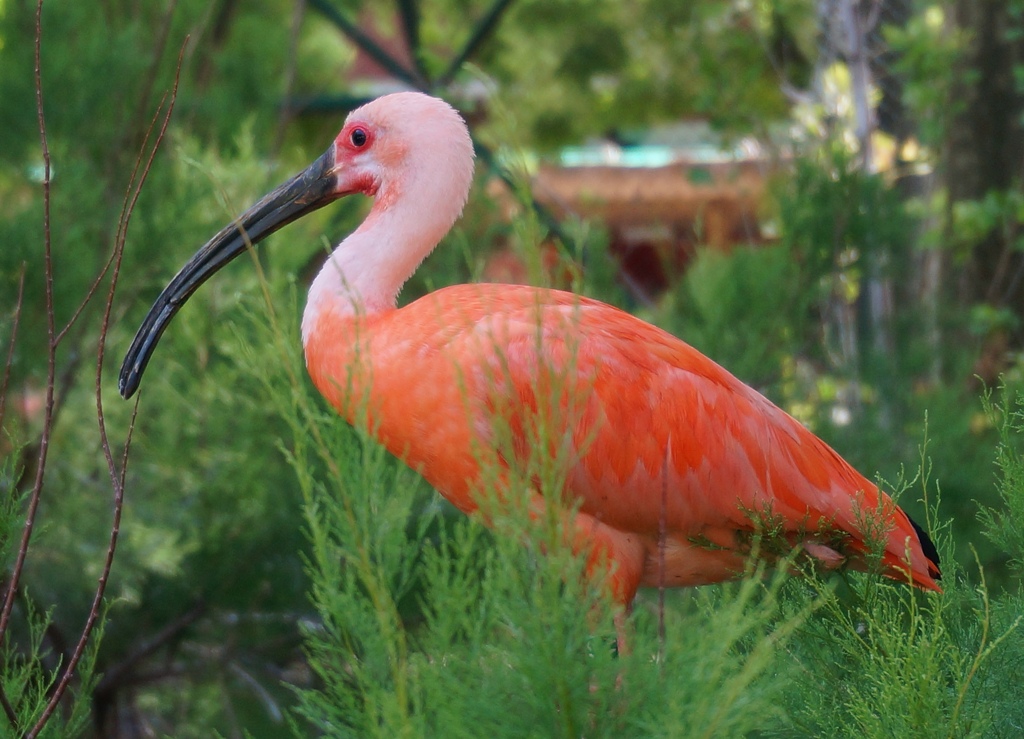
[{"xmin": 880, "ymin": 509, "xmax": 942, "ymax": 592}]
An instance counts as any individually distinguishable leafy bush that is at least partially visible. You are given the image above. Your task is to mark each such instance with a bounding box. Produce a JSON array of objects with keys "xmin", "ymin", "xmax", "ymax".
[{"xmin": 235, "ymin": 276, "xmax": 1024, "ymax": 737}]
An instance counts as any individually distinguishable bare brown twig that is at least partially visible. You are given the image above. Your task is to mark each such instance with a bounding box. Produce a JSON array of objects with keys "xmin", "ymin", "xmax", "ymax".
[
  {"xmin": 25, "ymin": 37, "xmax": 187, "ymax": 739},
  {"xmin": 0, "ymin": 1, "xmax": 186, "ymax": 731},
  {"xmin": 129, "ymin": 0, "xmax": 181, "ymax": 151},
  {"xmin": 56, "ymin": 4, "xmax": 180, "ymax": 349},
  {"xmin": 0, "ymin": 266, "xmax": 26, "ymax": 436},
  {"xmin": 0, "ymin": 268, "xmax": 25, "ymax": 724},
  {"xmin": 93, "ymin": 600, "xmax": 206, "ymax": 701},
  {"xmin": 0, "ymin": 0, "xmax": 59, "ymax": 661}
]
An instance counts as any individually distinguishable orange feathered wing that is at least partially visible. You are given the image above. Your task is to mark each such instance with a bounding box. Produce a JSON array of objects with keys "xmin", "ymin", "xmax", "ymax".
[{"xmin": 304, "ymin": 283, "xmax": 941, "ymax": 602}]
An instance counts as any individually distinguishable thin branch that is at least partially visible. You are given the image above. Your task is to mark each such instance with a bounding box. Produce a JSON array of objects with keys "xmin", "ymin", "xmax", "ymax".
[
  {"xmin": 864, "ymin": 0, "xmax": 884, "ymax": 33},
  {"xmin": 307, "ymin": 0, "xmax": 423, "ymax": 88},
  {"xmin": 472, "ymin": 138, "xmax": 576, "ymax": 251},
  {"xmin": 93, "ymin": 601, "xmax": 206, "ymax": 699},
  {"xmin": 999, "ymin": 252, "xmax": 1024, "ymax": 307},
  {"xmin": 437, "ymin": 0, "xmax": 514, "ymax": 88},
  {"xmin": 46, "ymin": 341, "xmax": 82, "ymax": 429},
  {"xmin": 55, "ymin": 5, "xmax": 182, "ymax": 347},
  {"xmin": 0, "ymin": 0, "xmax": 59, "ymax": 656},
  {"xmin": 0, "ymin": 266, "xmax": 26, "ymax": 435},
  {"xmin": 127, "ymin": 0, "xmax": 180, "ymax": 151},
  {"xmin": 751, "ymin": 6, "xmax": 812, "ymax": 106},
  {"xmin": 53, "ymin": 224, "xmax": 122, "ymax": 346},
  {"xmin": 227, "ymin": 660, "xmax": 282, "ymax": 722},
  {"xmin": 27, "ymin": 37, "xmax": 186, "ymax": 739}
]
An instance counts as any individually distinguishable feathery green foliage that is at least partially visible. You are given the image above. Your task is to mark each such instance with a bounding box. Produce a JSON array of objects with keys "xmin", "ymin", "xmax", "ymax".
[{"xmin": 979, "ymin": 389, "xmax": 1024, "ymax": 577}]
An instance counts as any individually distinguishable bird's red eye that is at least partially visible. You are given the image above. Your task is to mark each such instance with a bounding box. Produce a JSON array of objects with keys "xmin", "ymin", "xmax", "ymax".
[{"xmin": 351, "ymin": 127, "xmax": 368, "ymax": 147}]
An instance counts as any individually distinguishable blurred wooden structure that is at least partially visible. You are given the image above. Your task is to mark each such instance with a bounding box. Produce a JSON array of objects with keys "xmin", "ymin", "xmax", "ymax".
[{"xmin": 487, "ymin": 152, "xmax": 777, "ymax": 300}]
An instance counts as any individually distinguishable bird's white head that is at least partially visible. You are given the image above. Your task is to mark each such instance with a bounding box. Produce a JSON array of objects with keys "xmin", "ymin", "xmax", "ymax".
[{"xmin": 333, "ymin": 92, "xmax": 475, "ymax": 219}]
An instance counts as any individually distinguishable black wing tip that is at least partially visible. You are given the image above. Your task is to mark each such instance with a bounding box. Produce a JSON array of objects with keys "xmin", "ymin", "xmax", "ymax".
[{"xmin": 908, "ymin": 515, "xmax": 942, "ymax": 580}]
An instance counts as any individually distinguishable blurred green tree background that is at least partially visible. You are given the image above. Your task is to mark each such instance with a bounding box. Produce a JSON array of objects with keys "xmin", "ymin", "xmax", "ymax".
[{"xmin": 2, "ymin": 0, "xmax": 1024, "ymax": 736}]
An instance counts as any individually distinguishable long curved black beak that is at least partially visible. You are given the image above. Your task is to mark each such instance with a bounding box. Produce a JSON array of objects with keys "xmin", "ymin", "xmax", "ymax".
[{"xmin": 119, "ymin": 145, "xmax": 339, "ymax": 399}]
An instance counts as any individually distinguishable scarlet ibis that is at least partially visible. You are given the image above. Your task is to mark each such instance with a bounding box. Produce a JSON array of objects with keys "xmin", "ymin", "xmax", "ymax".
[{"xmin": 120, "ymin": 92, "xmax": 940, "ymax": 621}]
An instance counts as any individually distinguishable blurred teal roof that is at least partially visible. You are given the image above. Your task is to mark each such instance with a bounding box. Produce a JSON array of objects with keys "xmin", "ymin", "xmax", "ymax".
[{"xmin": 557, "ymin": 121, "xmax": 763, "ymax": 168}]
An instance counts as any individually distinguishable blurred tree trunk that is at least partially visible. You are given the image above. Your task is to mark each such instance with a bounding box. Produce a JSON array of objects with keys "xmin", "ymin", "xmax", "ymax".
[
  {"xmin": 819, "ymin": 0, "xmax": 906, "ymax": 420},
  {"xmin": 949, "ymin": 0, "xmax": 1024, "ymax": 325}
]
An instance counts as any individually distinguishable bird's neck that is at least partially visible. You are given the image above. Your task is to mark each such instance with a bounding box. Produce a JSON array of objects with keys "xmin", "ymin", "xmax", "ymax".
[{"xmin": 300, "ymin": 185, "xmax": 457, "ymax": 348}]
